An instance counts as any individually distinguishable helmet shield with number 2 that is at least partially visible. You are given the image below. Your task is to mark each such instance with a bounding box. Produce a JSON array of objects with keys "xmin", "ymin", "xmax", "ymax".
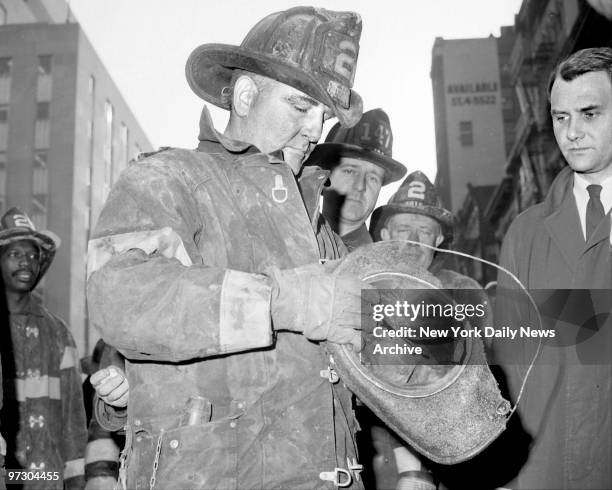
[{"xmin": 186, "ymin": 6, "xmax": 363, "ymax": 128}]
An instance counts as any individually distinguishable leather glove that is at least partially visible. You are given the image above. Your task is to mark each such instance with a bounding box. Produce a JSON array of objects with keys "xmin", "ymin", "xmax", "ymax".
[
  {"xmin": 90, "ymin": 366, "xmax": 129, "ymax": 408},
  {"xmin": 396, "ymin": 471, "xmax": 437, "ymax": 490},
  {"xmin": 269, "ymin": 261, "xmax": 372, "ymax": 351}
]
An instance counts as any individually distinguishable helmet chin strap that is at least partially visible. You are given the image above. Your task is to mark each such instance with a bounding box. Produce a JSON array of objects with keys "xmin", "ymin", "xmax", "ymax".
[{"xmin": 396, "ymin": 238, "xmax": 543, "ymax": 419}]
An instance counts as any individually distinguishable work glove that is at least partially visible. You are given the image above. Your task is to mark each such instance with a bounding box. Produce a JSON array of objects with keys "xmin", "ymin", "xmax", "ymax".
[
  {"xmin": 269, "ymin": 261, "xmax": 373, "ymax": 351},
  {"xmin": 90, "ymin": 366, "xmax": 129, "ymax": 408}
]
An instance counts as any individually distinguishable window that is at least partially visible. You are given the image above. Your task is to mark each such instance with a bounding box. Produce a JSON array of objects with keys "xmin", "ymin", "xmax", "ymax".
[
  {"xmin": 31, "ymin": 151, "xmax": 48, "ymax": 232},
  {"xmin": 85, "ymin": 75, "xmax": 95, "ymax": 238},
  {"xmin": 133, "ymin": 143, "xmax": 142, "ymax": 161},
  {"xmin": 459, "ymin": 121, "xmax": 473, "ymax": 147},
  {"xmin": 103, "ymin": 100, "xmax": 114, "ymax": 198},
  {"xmin": 36, "ymin": 102, "xmax": 49, "ymax": 119},
  {"xmin": 35, "ymin": 102, "xmax": 50, "ymax": 149},
  {"xmin": 38, "ymin": 55, "xmax": 52, "ymax": 76},
  {"xmin": 37, "ymin": 55, "xmax": 53, "ymax": 101},
  {"xmin": 0, "ymin": 152, "xmax": 6, "ymax": 214},
  {"xmin": 0, "ymin": 104, "xmax": 7, "ymax": 151},
  {"xmin": 32, "ymin": 151, "xmax": 48, "ymax": 206},
  {"xmin": 0, "ymin": 58, "xmax": 10, "ymax": 77},
  {"xmin": 86, "ymin": 76, "xmax": 95, "ymax": 187},
  {"xmin": 0, "ymin": 57, "xmax": 11, "ymax": 104},
  {"xmin": 117, "ymin": 122, "xmax": 129, "ymax": 179}
]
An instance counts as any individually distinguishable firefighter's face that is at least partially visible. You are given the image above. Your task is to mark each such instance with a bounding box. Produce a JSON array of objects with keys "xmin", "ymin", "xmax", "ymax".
[{"xmin": 1, "ymin": 240, "xmax": 41, "ymax": 294}]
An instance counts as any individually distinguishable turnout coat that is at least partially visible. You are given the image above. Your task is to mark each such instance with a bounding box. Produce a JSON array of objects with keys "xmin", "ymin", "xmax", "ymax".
[
  {"xmin": 87, "ymin": 109, "xmax": 360, "ymax": 490},
  {"xmin": 496, "ymin": 166, "xmax": 612, "ymax": 489},
  {"xmin": 1, "ymin": 300, "xmax": 86, "ymax": 489}
]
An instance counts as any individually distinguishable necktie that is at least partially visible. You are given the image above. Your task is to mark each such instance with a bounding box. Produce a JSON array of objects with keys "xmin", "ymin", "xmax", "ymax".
[{"xmin": 586, "ymin": 184, "xmax": 604, "ymax": 240}]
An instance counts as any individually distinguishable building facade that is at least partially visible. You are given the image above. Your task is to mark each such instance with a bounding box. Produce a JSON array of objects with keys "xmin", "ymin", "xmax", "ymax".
[
  {"xmin": 485, "ymin": 0, "xmax": 612, "ymax": 246},
  {"xmin": 431, "ymin": 28, "xmax": 518, "ymax": 214},
  {"xmin": 0, "ymin": 1, "xmax": 153, "ymax": 357},
  {"xmin": 0, "ymin": 0, "xmax": 70, "ymax": 25},
  {"xmin": 453, "ymin": 184, "xmax": 499, "ymax": 286},
  {"xmin": 436, "ymin": 0, "xmax": 612, "ymax": 284}
]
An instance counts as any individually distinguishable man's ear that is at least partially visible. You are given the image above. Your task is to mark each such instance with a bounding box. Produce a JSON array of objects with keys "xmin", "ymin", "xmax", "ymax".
[
  {"xmin": 232, "ymin": 75, "xmax": 259, "ymax": 117},
  {"xmin": 435, "ymin": 233, "xmax": 444, "ymax": 247},
  {"xmin": 380, "ymin": 228, "xmax": 390, "ymax": 241}
]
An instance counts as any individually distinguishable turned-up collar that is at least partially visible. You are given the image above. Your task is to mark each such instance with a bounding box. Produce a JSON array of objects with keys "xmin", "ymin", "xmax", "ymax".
[
  {"xmin": 8, "ymin": 295, "xmax": 44, "ymax": 317},
  {"xmin": 196, "ymin": 106, "xmax": 283, "ymax": 161}
]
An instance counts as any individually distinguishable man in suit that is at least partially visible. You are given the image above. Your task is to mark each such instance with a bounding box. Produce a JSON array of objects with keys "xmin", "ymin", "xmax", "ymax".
[{"xmin": 495, "ymin": 47, "xmax": 612, "ymax": 489}]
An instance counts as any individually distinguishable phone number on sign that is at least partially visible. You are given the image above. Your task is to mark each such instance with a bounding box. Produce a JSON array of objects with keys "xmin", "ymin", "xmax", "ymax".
[{"xmin": 5, "ymin": 470, "xmax": 60, "ymax": 483}]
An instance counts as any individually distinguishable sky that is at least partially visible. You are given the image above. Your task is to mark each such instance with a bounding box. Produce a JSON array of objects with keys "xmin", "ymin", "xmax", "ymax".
[{"xmin": 68, "ymin": 0, "xmax": 523, "ymax": 205}]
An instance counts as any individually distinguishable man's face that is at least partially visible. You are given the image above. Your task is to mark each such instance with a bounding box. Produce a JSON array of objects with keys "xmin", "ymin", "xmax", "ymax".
[
  {"xmin": 325, "ymin": 157, "xmax": 385, "ymax": 227},
  {"xmin": 246, "ymin": 78, "xmax": 332, "ymax": 174},
  {"xmin": 1, "ymin": 240, "xmax": 41, "ymax": 294},
  {"xmin": 550, "ymin": 71, "xmax": 612, "ymax": 182},
  {"xmin": 380, "ymin": 213, "xmax": 444, "ymax": 268}
]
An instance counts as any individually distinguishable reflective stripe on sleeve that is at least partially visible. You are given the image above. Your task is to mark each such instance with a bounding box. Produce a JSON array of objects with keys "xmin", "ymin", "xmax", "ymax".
[
  {"xmin": 85, "ymin": 438, "xmax": 120, "ymax": 464},
  {"xmin": 15, "ymin": 376, "xmax": 60, "ymax": 401},
  {"xmin": 64, "ymin": 457, "xmax": 85, "ymax": 479},
  {"xmin": 87, "ymin": 227, "xmax": 193, "ymax": 279},
  {"xmin": 218, "ymin": 270, "xmax": 273, "ymax": 352}
]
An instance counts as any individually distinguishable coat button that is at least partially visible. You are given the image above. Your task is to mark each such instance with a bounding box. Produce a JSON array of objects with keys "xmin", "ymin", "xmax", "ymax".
[
  {"xmin": 169, "ymin": 439, "xmax": 179, "ymax": 449},
  {"xmin": 134, "ymin": 419, "xmax": 141, "ymax": 426},
  {"xmin": 230, "ymin": 421, "xmax": 237, "ymax": 428}
]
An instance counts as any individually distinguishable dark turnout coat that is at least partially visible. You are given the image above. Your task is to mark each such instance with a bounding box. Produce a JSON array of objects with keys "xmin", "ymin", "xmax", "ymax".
[
  {"xmin": 87, "ymin": 109, "xmax": 361, "ymax": 490},
  {"xmin": 1, "ymin": 300, "xmax": 87, "ymax": 489},
  {"xmin": 495, "ymin": 166, "xmax": 612, "ymax": 489}
]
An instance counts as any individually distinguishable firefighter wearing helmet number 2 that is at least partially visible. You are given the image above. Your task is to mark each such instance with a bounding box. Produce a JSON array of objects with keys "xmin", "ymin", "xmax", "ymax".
[
  {"xmin": 87, "ymin": 6, "xmax": 372, "ymax": 490},
  {"xmin": 85, "ymin": 5, "xmax": 515, "ymax": 490}
]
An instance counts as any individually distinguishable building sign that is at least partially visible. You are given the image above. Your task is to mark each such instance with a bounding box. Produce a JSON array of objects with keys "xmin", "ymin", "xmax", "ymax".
[{"xmin": 448, "ymin": 81, "xmax": 498, "ymax": 107}]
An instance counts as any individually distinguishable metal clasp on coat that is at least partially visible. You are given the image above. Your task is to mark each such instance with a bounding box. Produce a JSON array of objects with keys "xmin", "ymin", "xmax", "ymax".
[
  {"xmin": 319, "ymin": 467, "xmax": 352, "ymax": 487},
  {"xmin": 320, "ymin": 366, "xmax": 340, "ymax": 384},
  {"xmin": 347, "ymin": 457, "xmax": 363, "ymax": 482},
  {"xmin": 272, "ymin": 174, "xmax": 288, "ymax": 203}
]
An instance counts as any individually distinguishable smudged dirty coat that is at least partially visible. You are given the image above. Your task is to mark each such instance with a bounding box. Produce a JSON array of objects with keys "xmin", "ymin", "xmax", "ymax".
[{"xmin": 87, "ymin": 109, "xmax": 360, "ymax": 490}]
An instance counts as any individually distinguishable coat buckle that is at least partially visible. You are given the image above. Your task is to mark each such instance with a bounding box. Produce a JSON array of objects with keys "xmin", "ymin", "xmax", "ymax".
[
  {"xmin": 272, "ymin": 174, "xmax": 288, "ymax": 203},
  {"xmin": 319, "ymin": 467, "xmax": 352, "ymax": 487}
]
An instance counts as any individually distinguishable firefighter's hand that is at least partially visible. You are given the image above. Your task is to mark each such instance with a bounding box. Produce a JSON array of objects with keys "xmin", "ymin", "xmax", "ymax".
[
  {"xmin": 90, "ymin": 366, "xmax": 129, "ymax": 408},
  {"xmin": 269, "ymin": 262, "xmax": 374, "ymax": 352}
]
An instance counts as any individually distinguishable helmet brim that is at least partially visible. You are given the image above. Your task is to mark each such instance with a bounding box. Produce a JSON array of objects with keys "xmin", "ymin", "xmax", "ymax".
[
  {"xmin": 308, "ymin": 142, "xmax": 406, "ymax": 186},
  {"xmin": 186, "ymin": 43, "xmax": 363, "ymax": 128},
  {"xmin": 370, "ymin": 204, "xmax": 454, "ymax": 242}
]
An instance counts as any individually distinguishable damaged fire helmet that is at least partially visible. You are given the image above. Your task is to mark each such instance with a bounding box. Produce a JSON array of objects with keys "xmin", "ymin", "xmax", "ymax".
[{"xmin": 326, "ymin": 241, "xmax": 511, "ymax": 464}]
